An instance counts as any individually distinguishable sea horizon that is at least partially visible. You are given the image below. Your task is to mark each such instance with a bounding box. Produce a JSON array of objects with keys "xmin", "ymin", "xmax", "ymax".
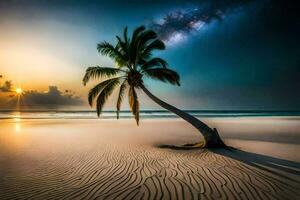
[{"xmin": 1, "ymin": 109, "xmax": 300, "ymax": 120}]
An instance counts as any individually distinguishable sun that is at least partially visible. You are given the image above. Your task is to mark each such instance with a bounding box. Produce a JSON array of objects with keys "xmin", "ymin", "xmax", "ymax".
[{"xmin": 16, "ymin": 87, "xmax": 23, "ymax": 94}]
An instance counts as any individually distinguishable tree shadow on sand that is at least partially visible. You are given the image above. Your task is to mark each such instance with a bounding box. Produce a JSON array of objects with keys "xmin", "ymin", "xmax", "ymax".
[
  {"xmin": 212, "ymin": 148, "xmax": 300, "ymax": 182},
  {"xmin": 157, "ymin": 144, "xmax": 300, "ymax": 183}
]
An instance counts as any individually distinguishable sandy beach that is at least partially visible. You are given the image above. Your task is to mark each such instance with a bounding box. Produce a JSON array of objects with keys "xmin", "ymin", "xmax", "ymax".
[{"xmin": 0, "ymin": 117, "xmax": 300, "ymax": 200}]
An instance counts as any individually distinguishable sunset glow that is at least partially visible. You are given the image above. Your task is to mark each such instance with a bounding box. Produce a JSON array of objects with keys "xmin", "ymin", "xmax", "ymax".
[{"xmin": 16, "ymin": 87, "xmax": 22, "ymax": 94}]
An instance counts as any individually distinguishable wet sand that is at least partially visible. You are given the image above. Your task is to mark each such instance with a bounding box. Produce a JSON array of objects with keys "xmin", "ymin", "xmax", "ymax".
[{"xmin": 0, "ymin": 118, "xmax": 300, "ymax": 199}]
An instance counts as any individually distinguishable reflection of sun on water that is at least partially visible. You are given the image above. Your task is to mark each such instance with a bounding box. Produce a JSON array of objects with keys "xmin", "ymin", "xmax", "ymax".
[
  {"xmin": 13, "ymin": 112, "xmax": 22, "ymax": 132},
  {"xmin": 15, "ymin": 123, "xmax": 21, "ymax": 132},
  {"xmin": 0, "ymin": 112, "xmax": 27, "ymax": 152}
]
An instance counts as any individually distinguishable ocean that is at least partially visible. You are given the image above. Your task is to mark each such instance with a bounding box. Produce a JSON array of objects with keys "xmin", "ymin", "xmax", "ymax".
[{"xmin": 0, "ymin": 110, "xmax": 300, "ymax": 120}]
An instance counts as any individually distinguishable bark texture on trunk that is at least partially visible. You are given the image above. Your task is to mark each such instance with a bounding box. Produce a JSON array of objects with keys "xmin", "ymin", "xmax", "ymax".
[{"xmin": 141, "ymin": 85, "xmax": 226, "ymax": 148}]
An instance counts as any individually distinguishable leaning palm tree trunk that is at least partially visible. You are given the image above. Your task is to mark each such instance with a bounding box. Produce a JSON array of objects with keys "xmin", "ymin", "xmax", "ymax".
[{"xmin": 141, "ymin": 85, "xmax": 226, "ymax": 148}]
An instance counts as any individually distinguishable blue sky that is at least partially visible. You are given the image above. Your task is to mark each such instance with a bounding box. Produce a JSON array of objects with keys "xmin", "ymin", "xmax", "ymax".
[{"xmin": 0, "ymin": 0, "xmax": 299, "ymax": 110}]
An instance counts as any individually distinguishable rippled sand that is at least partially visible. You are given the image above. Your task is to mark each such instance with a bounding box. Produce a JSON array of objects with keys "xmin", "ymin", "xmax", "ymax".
[{"xmin": 0, "ymin": 118, "xmax": 299, "ymax": 199}]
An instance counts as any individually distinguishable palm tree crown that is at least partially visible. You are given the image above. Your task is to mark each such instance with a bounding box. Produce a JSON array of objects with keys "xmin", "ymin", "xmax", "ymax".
[{"xmin": 83, "ymin": 26, "xmax": 180, "ymax": 125}]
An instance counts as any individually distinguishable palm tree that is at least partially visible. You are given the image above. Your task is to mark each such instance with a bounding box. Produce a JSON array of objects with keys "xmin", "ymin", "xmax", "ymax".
[{"xmin": 83, "ymin": 26, "xmax": 226, "ymax": 148}]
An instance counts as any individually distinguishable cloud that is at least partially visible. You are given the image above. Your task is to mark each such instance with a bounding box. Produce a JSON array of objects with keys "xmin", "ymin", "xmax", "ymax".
[
  {"xmin": 22, "ymin": 86, "xmax": 83, "ymax": 107},
  {"xmin": 0, "ymin": 85, "xmax": 84, "ymax": 109},
  {"xmin": 0, "ymin": 80, "xmax": 13, "ymax": 92},
  {"xmin": 149, "ymin": 0, "xmax": 253, "ymax": 44}
]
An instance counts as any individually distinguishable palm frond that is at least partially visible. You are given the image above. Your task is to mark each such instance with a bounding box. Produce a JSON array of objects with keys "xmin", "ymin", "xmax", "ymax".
[
  {"xmin": 129, "ymin": 26, "xmax": 146, "ymax": 66},
  {"xmin": 140, "ymin": 39, "xmax": 165, "ymax": 60},
  {"xmin": 123, "ymin": 26, "xmax": 129, "ymax": 44},
  {"xmin": 83, "ymin": 66, "xmax": 122, "ymax": 86},
  {"xmin": 131, "ymin": 26, "xmax": 146, "ymax": 44},
  {"xmin": 137, "ymin": 30, "xmax": 157, "ymax": 50},
  {"xmin": 128, "ymin": 86, "xmax": 140, "ymax": 125},
  {"xmin": 116, "ymin": 80, "xmax": 127, "ymax": 119},
  {"xmin": 143, "ymin": 68, "xmax": 180, "ymax": 86},
  {"xmin": 97, "ymin": 42, "xmax": 127, "ymax": 67},
  {"xmin": 96, "ymin": 78, "xmax": 120, "ymax": 116},
  {"xmin": 88, "ymin": 77, "xmax": 121, "ymax": 106},
  {"xmin": 140, "ymin": 58, "xmax": 168, "ymax": 71},
  {"xmin": 97, "ymin": 42, "xmax": 117, "ymax": 56},
  {"xmin": 116, "ymin": 36, "xmax": 129, "ymax": 59}
]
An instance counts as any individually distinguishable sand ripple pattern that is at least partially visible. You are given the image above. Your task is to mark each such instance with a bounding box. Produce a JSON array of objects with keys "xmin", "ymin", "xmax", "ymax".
[{"xmin": 0, "ymin": 145, "xmax": 299, "ymax": 200}]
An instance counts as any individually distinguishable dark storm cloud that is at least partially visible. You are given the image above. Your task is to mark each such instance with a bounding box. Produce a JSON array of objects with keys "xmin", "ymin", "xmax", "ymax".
[
  {"xmin": 0, "ymin": 80, "xmax": 13, "ymax": 92},
  {"xmin": 150, "ymin": 0, "xmax": 253, "ymax": 42},
  {"xmin": 22, "ymin": 86, "xmax": 83, "ymax": 107}
]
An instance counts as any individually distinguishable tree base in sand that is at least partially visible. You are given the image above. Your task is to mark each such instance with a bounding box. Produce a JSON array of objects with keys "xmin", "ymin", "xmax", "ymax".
[
  {"xmin": 157, "ymin": 140, "xmax": 228, "ymax": 150},
  {"xmin": 202, "ymin": 128, "xmax": 227, "ymax": 149},
  {"xmin": 158, "ymin": 128, "xmax": 227, "ymax": 150}
]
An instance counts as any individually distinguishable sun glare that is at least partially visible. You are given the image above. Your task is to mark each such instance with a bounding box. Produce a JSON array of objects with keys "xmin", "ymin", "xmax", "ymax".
[{"xmin": 16, "ymin": 87, "xmax": 23, "ymax": 94}]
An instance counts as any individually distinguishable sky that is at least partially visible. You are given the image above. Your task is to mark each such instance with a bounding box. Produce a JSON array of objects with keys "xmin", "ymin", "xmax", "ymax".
[{"xmin": 0, "ymin": 0, "xmax": 299, "ymax": 110}]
